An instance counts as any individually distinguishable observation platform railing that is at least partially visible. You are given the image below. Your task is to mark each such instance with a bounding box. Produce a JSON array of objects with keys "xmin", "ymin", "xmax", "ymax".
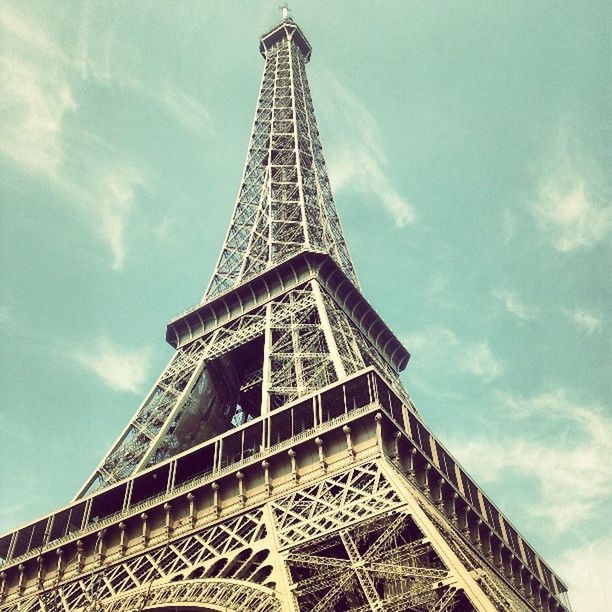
[{"xmin": 0, "ymin": 366, "xmax": 568, "ymax": 608}]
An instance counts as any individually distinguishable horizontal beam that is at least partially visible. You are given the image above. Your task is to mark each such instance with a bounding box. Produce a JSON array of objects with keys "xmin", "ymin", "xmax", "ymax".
[{"xmin": 166, "ymin": 249, "xmax": 410, "ymax": 372}]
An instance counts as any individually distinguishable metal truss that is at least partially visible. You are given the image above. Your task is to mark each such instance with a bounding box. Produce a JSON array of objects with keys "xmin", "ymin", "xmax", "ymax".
[
  {"xmin": 2, "ymin": 449, "xmax": 561, "ymax": 611},
  {"xmin": 9, "ymin": 511, "xmax": 275, "ymax": 612},
  {"xmin": 266, "ymin": 284, "xmax": 337, "ymax": 408},
  {"xmin": 271, "ymin": 461, "xmax": 463, "ymax": 611},
  {"xmin": 76, "ymin": 340, "xmax": 208, "ymax": 497},
  {"xmin": 78, "ymin": 277, "xmax": 391, "ymax": 496},
  {"xmin": 270, "ymin": 461, "xmax": 402, "ymax": 549},
  {"xmin": 321, "ymin": 288, "xmax": 414, "ymax": 407},
  {"xmin": 204, "ymin": 20, "xmax": 358, "ymax": 300},
  {"xmin": 76, "ymin": 16, "xmax": 413, "ymax": 498},
  {"xmin": 418, "ymin": 499, "xmax": 532, "ymax": 612}
]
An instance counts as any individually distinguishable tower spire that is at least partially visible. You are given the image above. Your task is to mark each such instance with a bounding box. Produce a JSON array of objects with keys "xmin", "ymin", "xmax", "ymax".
[{"xmin": 204, "ymin": 13, "xmax": 357, "ymax": 302}]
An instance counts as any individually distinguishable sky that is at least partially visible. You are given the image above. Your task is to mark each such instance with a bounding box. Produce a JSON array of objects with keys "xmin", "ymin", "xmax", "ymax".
[{"xmin": 0, "ymin": 1, "xmax": 610, "ymax": 609}]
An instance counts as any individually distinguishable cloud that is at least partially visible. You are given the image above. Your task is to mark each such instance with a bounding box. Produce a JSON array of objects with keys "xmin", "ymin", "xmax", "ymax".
[
  {"xmin": 453, "ymin": 389, "xmax": 612, "ymax": 532},
  {"xmin": 532, "ymin": 140, "xmax": 611, "ymax": 252},
  {"xmin": 73, "ymin": 338, "xmax": 151, "ymax": 393},
  {"xmin": 0, "ymin": 49, "xmax": 75, "ymax": 176},
  {"xmin": 493, "ymin": 290, "xmax": 537, "ymax": 320},
  {"xmin": 424, "ymin": 275, "xmax": 456, "ymax": 310},
  {"xmin": 0, "ymin": 305, "xmax": 150, "ymax": 394},
  {"xmin": 563, "ymin": 308, "xmax": 603, "ymax": 335},
  {"xmin": 555, "ymin": 535, "xmax": 612, "ymax": 612},
  {"xmin": 462, "ymin": 342, "xmax": 503, "ymax": 380},
  {"xmin": 74, "ymin": 2, "xmax": 212, "ymax": 135},
  {"xmin": 314, "ymin": 70, "xmax": 416, "ymax": 227},
  {"xmin": 404, "ymin": 325, "xmax": 503, "ymax": 382},
  {"xmin": 156, "ymin": 84, "xmax": 213, "ymax": 133},
  {"xmin": 0, "ymin": 3, "xmax": 146, "ymax": 269}
]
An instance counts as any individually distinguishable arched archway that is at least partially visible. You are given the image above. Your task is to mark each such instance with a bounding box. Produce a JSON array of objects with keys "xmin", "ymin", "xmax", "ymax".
[{"xmin": 99, "ymin": 578, "xmax": 283, "ymax": 612}]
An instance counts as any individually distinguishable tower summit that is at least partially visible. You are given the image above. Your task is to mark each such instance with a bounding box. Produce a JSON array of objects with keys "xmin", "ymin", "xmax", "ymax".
[{"xmin": 0, "ymin": 13, "xmax": 570, "ymax": 612}]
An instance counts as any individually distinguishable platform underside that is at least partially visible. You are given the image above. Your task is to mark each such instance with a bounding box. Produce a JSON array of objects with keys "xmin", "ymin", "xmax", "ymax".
[
  {"xmin": 0, "ymin": 371, "xmax": 568, "ymax": 611},
  {"xmin": 0, "ymin": 427, "xmax": 547, "ymax": 612},
  {"xmin": 1, "ymin": 458, "xmax": 532, "ymax": 612}
]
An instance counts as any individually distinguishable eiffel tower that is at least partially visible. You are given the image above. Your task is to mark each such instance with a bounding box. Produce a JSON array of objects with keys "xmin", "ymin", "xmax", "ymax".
[{"xmin": 0, "ymin": 12, "xmax": 571, "ymax": 612}]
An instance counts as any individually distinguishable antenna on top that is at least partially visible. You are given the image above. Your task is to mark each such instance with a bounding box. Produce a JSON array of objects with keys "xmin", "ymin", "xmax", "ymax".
[{"xmin": 280, "ymin": 2, "xmax": 291, "ymax": 21}]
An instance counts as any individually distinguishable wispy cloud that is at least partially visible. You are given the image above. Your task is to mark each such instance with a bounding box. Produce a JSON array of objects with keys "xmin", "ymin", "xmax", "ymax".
[
  {"xmin": 73, "ymin": 337, "xmax": 151, "ymax": 393},
  {"xmin": 555, "ymin": 535, "xmax": 612, "ymax": 612},
  {"xmin": 156, "ymin": 84, "xmax": 213, "ymax": 133},
  {"xmin": 0, "ymin": 305, "xmax": 151, "ymax": 394},
  {"xmin": 405, "ymin": 325, "xmax": 503, "ymax": 382},
  {"xmin": 453, "ymin": 389, "xmax": 612, "ymax": 532},
  {"xmin": 74, "ymin": 2, "xmax": 212, "ymax": 135},
  {"xmin": 0, "ymin": 44, "xmax": 74, "ymax": 175},
  {"xmin": 424, "ymin": 275, "xmax": 456, "ymax": 310},
  {"xmin": 314, "ymin": 69, "xmax": 416, "ymax": 227},
  {"xmin": 532, "ymin": 137, "xmax": 611, "ymax": 252},
  {"xmin": 493, "ymin": 290, "xmax": 537, "ymax": 320},
  {"xmin": 462, "ymin": 342, "xmax": 503, "ymax": 380},
  {"xmin": 0, "ymin": 3, "xmax": 146, "ymax": 269},
  {"xmin": 1, "ymin": 3, "xmax": 211, "ymax": 270},
  {"xmin": 563, "ymin": 308, "xmax": 603, "ymax": 336}
]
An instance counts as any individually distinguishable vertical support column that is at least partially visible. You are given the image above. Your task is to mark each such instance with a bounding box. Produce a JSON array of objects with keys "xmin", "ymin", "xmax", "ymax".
[
  {"xmin": 391, "ymin": 431, "xmax": 401, "ymax": 464},
  {"xmin": 17, "ymin": 564, "xmax": 25, "ymax": 595},
  {"xmin": 374, "ymin": 413, "xmax": 383, "ymax": 450},
  {"xmin": 407, "ymin": 447, "xmax": 417, "ymax": 480},
  {"xmin": 95, "ymin": 530, "xmax": 106, "ymax": 565},
  {"xmin": 56, "ymin": 547, "xmax": 64, "ymax": 580},
  {"xmin": 287, "ymin": 35, "xmax": 310, "ymax": 251},
  {"xmin": 435, "ymin": 477, "xmax": 446, "ymax": 512},
  {"xmin": 140, "ymin": 514, "xmax": 149, "ymax": 548},
  {"xmin": 164, "ymin": 503, "xmax": 173, "ymax": 538},
  {"xmin": 450, "ymin": 492, "xmax": 459, "ymax": 526},
  {"xmin": 76, "ymin": 541, "xmax": 84, "ymax": 572},
  {"xmin": 0, "ymin": 571, "xmax": 6, "ymax": 602},
  {"xmin": 211, "ymin": 483, "xmax": 221, "ymax": 517},
  {"xmin": 311, "ymin": 281, "xmax": 346, "ymax": 379},
  {"xmin": 167, "ymin": 462, "xmax": 177, "ymax": 493},
  {"xmin": 261, "ymin": 303, "xmax": 274, "ymax": 416},
  {"xmin": 288, "ymin": 449, "xmax": 299, "ymax": 482},
  {"xmin": 82, "ymin": 498, "xmax": 93, "ymax": 529},
  {"xmin": 422, "ymin": 463, "xmax": 432, "ymax": 497},
  {"xmin": 123, "ymin": 479, "xmax": 134, "ymax": 511},
  {"xmin": 236, "ymin": 472, "xmax": 246, "ymax": 506},
  {"xmin": 6, "ymin": 532, "xmax": 17, "ymax": 565},
  {"xmin": 214, "ymin": 439, "xmax": 222, "ymax": 473},
  {"xmin": 342, "ymin": 425, "xmax": 356, "ymax": 461},
  {"xmin": 36, "ymin": 555, "xmax": 44, "ymax": 590}
]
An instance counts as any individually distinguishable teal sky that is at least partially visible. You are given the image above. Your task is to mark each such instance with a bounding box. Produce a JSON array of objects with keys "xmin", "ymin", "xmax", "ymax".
[{"xmin": 0, "ymin": 1, "xmax": 610, "ymax": 609}]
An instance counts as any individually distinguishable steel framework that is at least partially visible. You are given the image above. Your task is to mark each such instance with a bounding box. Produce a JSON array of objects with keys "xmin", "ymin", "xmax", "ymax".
[{"xmin": 0, "ymin": 12, "xmax": 571, "ymax": 612}]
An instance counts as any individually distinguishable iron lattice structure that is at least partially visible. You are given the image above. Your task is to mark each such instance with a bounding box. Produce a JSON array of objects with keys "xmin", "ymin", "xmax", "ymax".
[{"xmin": 0, "ymin": 14, "xmax": 571, "ymax": 612}]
